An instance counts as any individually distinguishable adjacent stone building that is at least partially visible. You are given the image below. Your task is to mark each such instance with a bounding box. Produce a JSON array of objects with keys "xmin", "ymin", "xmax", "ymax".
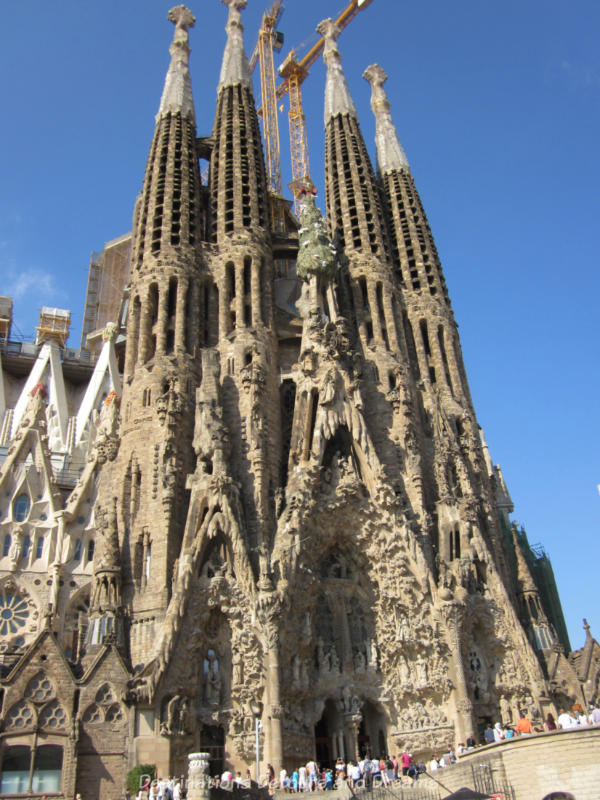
[{"xmin": 0, "ymin": 3, "xmax": 598, "ymax": 797}]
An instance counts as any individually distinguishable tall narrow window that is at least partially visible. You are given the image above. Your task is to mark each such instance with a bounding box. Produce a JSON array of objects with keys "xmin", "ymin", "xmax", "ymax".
[
  {"xmin": 166, "ymin": 277, "xmax": 177, "ymax": 353},
  {"xmin": 307, "ymin": 388, "xmax": 319, "ymax": 458},
  {"xmin": 35, "ymin": 537, "xmax": 44, "ymax": 560},
  {"xmin": 376, "ymin": 283, "xmax": 389, "ymax": 349},
  {"xmin": 22, "ymin": 536, "xmax": 31, "ymax": 560},
  {"xmin": 73, "ymin": 539, "xmax": 82, "ymax": 562},
  {"xmin": 419, "ymin": 319, "xmax": 431, "ymax": 356},
  {"xmin": 86, "ymin": 540, "xmax": 95, "ymax": 563},
  {"xmin": 243, "ymin": 256, "xmax": 252, "ymax": 326},
  {"xmin": 438, "ymin": 325, "xmax": 453, "ymax": 391},
  {"xmin": 13, "ymin": 494, "xmax": 30, "ymax": 523},
  {"xmin": 3, "ymin": 535, "xmax": 11, "ymax": 558}
]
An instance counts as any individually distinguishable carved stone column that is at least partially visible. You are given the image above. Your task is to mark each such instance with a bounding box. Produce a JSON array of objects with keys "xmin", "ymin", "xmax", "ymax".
[
  {"xmin": 156, "ymin": 283, "xmax": 169, "ymax": 355},
  {"xmin": 260, "ymin": 595, "xmax": 283, "ymax": 771},
  {"xmin": 440, "ymin": 600, "xmax": 474, "ymax": 743},
  {"xmin": 344, "ymin": 713, "xmax": 362, "ymax": 762},
  {"xmin": 175, "ymin": 277, "xmax": 189, "ymax": 351},
  {"xmin": 187, "ymin": 752, "xmax": 210, "ymax": 800}
]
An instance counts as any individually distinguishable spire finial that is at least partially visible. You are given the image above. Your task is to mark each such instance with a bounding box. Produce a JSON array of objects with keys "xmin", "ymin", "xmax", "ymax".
[
  {"xmin": 218, "ymin": 0, "xmax": 252, "ymax": 91},
  {"xmin": 157, "ymin": 5, "xmax": 196, "ymax": 121},
  {"xmin": 363, "ymin": 63, "xmax": 410, "ymax": 175},
  {"xmin": 317, "ymin": 18, "xmax": 357, "ymax": 122}
]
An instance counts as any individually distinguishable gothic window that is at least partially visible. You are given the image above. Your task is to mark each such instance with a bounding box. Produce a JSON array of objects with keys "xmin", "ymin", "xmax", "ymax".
[
  {"xmin": 22, "ymin": 536, "xmax": 31, "ymax": 560},
  {"xmin": 448, "ymin": 528, "xmax": 461, "ymax": 560},
  {"xmin": 82, "ymin": 704, "xmax": 103, "ymax": 724},
  {"xmin": 4, "ymin": 701, "xmax": 34, "ymax": 729},
  {"xmin": 2, "ymin": 535, "xmax": 10, "ymax": 557},
  {"xmin": 348, "ymin": 597, "xmax": 368, "ymax": 650},
  {"xmin": 0, "ymin": 593, "xmax": 30, "ymax": 636},
  {"xmin": 13, "ymin": 494, "xmax": 30, "ymax": 522},
  {"xmin": 145, "ymin": 542, "xmax": 151, "ymax": 581},
  {"xmin": 73, "ymin": 539, "xmax": 82, "ymax": 562},
  {"xmin": 25, "ymin": 672, "xmax": 54, "ymax": 703},
  {"xmin": 35, "ymin": 537, "xmax": 44, "ymax": 560},
  {"xmin": 315, "ymin": 596, "xmax": 334, "ymax": 645},
  {"xmin": 95, "ymin": 684, "xmax": 115, "ymax": 704},
  {"xmin": 105, "ymin": 704, "xmax": 124, "ymax": 723},
  {"xmin": 280, "ymin": 379, "xmax": 296, "ymax": 487},
  {"xmin": 203, "ymin": 649, "xmax": 221, "ymax": 706},
  {"xmin": 87, "ymin": 540, "xmax": 95, "ymax": 563},
  {"xmin": 38, "ymin": 701, "xmax": 67, "ymax": 730}
]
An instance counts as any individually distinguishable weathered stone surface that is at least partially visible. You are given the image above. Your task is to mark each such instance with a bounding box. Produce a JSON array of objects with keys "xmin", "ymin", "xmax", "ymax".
[{"xmin": 0, "ymin": 5, "xmax": 597, "ymax": 798}]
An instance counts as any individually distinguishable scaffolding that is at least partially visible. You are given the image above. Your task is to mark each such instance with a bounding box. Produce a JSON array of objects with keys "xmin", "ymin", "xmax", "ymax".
[
  {"xmin": 0, "ymin": 297, "xmax": 13, "ymax": 344},
  {"xmin": 80, "ymin": 233, "xmax": 131, "ymax": 353},
  {"xmin": 36, "ymin": 307, "xmax": 71, "ymax": 347}
]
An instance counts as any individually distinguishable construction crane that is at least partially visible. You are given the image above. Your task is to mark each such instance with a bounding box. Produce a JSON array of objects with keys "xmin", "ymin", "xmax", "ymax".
[
  {"xmin": 249, "ymin": 0, "xmax": 285, "ymax": 201},
  {"xmin": 278, "ymin": 0, "xmax": 375, "ymax": 212}
]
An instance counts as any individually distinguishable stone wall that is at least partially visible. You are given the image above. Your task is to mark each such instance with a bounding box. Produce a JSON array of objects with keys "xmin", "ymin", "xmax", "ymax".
[{"xmin": 418, "ymin": 726, "xmax": 600, "ymax": 800}]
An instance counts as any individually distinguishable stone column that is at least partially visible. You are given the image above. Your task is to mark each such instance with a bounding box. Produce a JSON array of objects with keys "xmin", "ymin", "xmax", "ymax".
[
  {"xmin": 440, "ymin": 600, "xmax": 474, "ymax": 743},
  {"xmin": 382, "ymin": 289, "xmax": 400, "ymax": 351},
  {"xmin": 236, "ymin": 263, "xmax": 245, "ymax": 328},
  {"xmin": 251, "ymin": 260, "xmax": 262, "ymax": 327},
  {"xmin": 125, "ymin": 297, "xmax": 141, "ymax": 379},
  {"xmin": 261, "ymin": 600, "xmax": 283, "ymax": 771},
  {"xmin": 187, "ymin": 752, "xmax": 210, "ymax": 800},
  {"xmin": 367, "ymin": 281, "xmax": 383, "ymax": 343},
  {"xmin": 175, "ymin": 277, "xmax": 189, "ymax": 351},
  {"xmin": 139, "ymin": 297, "xmax": 153, "ymax": 364},
  {"xmin": 343, "ymin": 713, "xmax": 361, "ymax": 762}
]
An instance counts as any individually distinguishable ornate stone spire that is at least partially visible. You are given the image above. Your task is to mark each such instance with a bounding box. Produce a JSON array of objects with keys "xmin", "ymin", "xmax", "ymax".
[
  {"xmin": 157, "ymin": 5, "xmax": 196, "ymax": 122},
  {"xmin": 317, "ymin": 18, "xmax": 357, "ymax": 123},
  {"xmin": 363, "ymin": 64, "xmax": 410, "ymax": 175},
  {"xmin": 218, "ymin": 0, "xmax": 252, "ymax": 91}
]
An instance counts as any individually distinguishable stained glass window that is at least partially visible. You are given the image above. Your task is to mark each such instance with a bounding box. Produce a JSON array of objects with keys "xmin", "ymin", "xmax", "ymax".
[
  {"xmin": 13, "ymin": 494, "xmax": 30, "ymax": 522},
  {"xmin": 0, "ymin": 593, "xmax": 30, "ymax": 636}
]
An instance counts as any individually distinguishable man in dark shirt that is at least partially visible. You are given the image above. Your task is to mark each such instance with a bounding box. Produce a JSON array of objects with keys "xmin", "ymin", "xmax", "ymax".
[{"xmin": 484, "ymin": 723, "xmax": 495, "ymax": 744}]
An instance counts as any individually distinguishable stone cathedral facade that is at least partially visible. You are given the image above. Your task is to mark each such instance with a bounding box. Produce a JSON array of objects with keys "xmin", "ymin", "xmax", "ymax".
[{"xmin": 0, "ymin": 3, "xmax": 598, "ymax": 798}]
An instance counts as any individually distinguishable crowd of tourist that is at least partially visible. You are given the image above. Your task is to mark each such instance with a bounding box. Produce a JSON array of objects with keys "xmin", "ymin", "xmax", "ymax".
[
  {"xmin": 135, "ymin": 776, "xmax": 183, "ymax": 800},
  {"xmin": 127, "ymin": 703, "xmax": 600, "ymax": 799},
  {"xmin": 264, "ymin": 755, "xmax": 430, "ymax": 791},
  {"xmin": 481, "ymin": 703, "xmax": 600, "ymax": 744}
]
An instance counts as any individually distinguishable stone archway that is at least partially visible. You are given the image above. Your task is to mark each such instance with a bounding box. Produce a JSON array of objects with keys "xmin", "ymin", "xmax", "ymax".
[
  {"xmin": 314, "ymin": 699, "xmax": 344, "ymax": 767},
  {"xmin": 358, "ymin": 700, "xmax": 388, "ymax": 759}
]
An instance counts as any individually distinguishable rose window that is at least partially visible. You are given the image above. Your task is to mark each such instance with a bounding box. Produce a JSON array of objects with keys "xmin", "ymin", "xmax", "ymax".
[
  {"xmin": 25, "ymin": 672, "xmax": 54, "ymax": 703},
  {"xmin": 39, "ymin": 701, "xmax": 68, "ymax": 729},
  {"xmin": 0, "ymin": 593, "xmax": 30, "ymax": 636},
  {"xmin": 5, "ymin": 700, "xmax": 34, "ymax": 729}
]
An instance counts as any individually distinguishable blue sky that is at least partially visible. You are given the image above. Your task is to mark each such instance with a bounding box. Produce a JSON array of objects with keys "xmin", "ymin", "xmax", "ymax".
[{"xmin": 1, "ymin": 1, "xmax": 598, "ymax": 648}]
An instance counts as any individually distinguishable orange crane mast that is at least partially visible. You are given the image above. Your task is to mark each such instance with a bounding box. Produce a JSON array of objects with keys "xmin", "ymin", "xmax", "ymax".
[
  {"xmin": 250, "ymin": 0, "xmax": 285, "ymax": 199},
  {"xmin": 278, "ymin": 0, "xmax": 375, "ymax": 211}
]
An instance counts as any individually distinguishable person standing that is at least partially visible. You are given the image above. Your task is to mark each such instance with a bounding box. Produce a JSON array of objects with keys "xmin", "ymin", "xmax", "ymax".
[
  {"xmin": 306, "ymin": 760, "xmax": 317, "ymax": 792},
  {"xmin": 557, "ymin": 708, "xmax": 576, "ymax": 729},
  {"xmin": 515, "ymin": 710, "xmax": 533, "ymax": 736}
]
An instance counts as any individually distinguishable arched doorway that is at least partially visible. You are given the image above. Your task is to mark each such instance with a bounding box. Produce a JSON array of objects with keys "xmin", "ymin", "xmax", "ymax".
[
  {"xmin": 200, "ymin": 725, "xmax": 224, "ymax": 776},
  {"xmin": 314, "ymin": 700, "xmax": 344, "ymax": 767},
  {"xmin": 360, "ymin": 701, "xmax": 388, "ymax": 759}
]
